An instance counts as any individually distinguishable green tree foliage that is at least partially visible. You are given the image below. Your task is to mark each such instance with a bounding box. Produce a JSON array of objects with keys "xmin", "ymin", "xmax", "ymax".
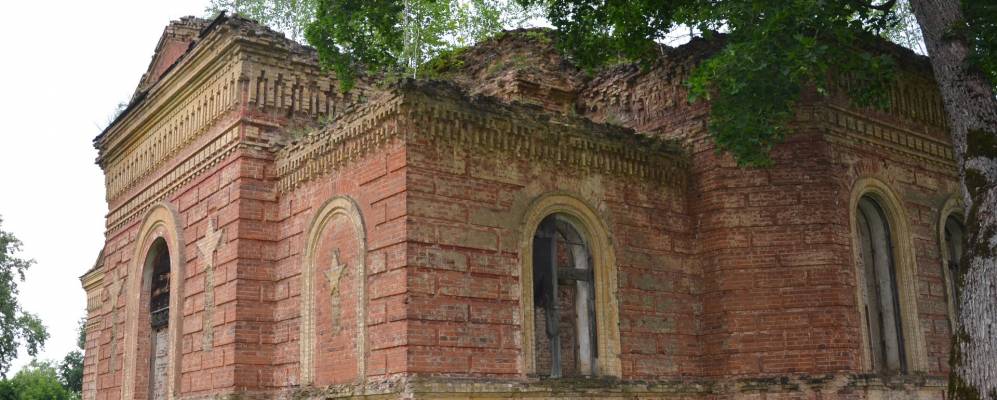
[
  {"xmin": 56, "ymin": 318, "xmax": 85, "ymax": 397},
  {"xmin": 0, "ymin": 217, "xmax": 48, "ymax": 377},
  {"xmin": 0, "ymin": 380, "xmax": 13, "ymax": 400},
  {"xmin": 208, "ymin": 0, "xmax": 317, "ymax": 41},
  {"xmin": 209, "ymin": 0, "xmax": 540, "ymax": 91},
  {"xmin": 879, "ymin": 0, "xmax": 926, "ymax": 54},
  {"xmin": 56, "ymin": 351, "xmax": 81, "ymax": 397},
  {"xmin": 964, "ymin": 2, "xmax": 997, "ymax": 90},
  {"xmin": 516, "ymin": 0, "xmax": 904, "ymax": 166},
  {"xmin": 304, "ymin": 0, "xmax": 540, "ymax": 90},
  {"xmin": 75, "ymin": 318, "xmax": 85, "ymax": 350},
  {"xmin": 0, "ymin": 361, "xmax": 72, "ymax": 400}
]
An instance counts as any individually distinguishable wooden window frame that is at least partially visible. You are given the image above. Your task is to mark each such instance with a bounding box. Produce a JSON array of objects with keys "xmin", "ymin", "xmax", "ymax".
[
  {"xmin": 849, "ymin": 178, "xmax": 927, "ymax": 373},
  {"xmin": 519, "ymin": 193, "xmax": 621, "ymax": 378}
]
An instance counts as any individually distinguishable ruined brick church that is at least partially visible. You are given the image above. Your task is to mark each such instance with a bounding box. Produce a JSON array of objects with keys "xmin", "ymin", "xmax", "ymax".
[{"xmin": 80, "ymin": 13, "xmax": 966, "ymax": 399}]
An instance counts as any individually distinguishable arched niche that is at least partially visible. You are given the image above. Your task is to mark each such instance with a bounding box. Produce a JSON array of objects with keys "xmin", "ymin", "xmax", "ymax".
[
  {"xmin": 518, "ymin": 193, "xmax": 621, "ymax": 378},
  {"xmin": 848, "ymin": 178, "xmax": 927, "ymax": 373},
  {"xmin": 300, "ymin": 196, "xmax": 367, "ymax": 386},
  {"xmin": 123, "ymin": 203, "xmax": 185, "ymax": 400}
]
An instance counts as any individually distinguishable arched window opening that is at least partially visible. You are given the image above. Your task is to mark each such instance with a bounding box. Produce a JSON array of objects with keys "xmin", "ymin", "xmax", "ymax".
[
  {"xmin": 857, "ymin": 197, "xmax": 906, "ymax": 373},
  {"xmin": 144, "ymin": 238, "xmax": 171, "ymax": 400},
  {"xmin": 532, "ymin": 214, "xmax": 597, "ymax": 378},
  {"xmin": 149, "ymin": 241, "xmax": 171, "ymax": 329},
  {"xmin": 944, "ymin": 216, "xmax": 966, "ymax": 319}
]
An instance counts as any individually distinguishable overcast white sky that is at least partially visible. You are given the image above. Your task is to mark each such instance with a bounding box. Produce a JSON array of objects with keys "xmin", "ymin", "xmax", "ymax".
[{"xmin": 0, "ymin": 0, "xmax": 212, "ymax": 374}]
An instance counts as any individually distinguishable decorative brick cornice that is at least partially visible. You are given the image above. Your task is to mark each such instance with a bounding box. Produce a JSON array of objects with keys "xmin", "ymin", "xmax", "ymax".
[
  {"xmin": 98, "ymin": 23, "xmax": 340, "ymax": 203},
  {"xmin": 106, "ymin": 125, "xmax": 240, "ymax": 233},
  {"xmin": 103, "ymin": 61, "xmax": 241, "ymax": 202},
  {"xmin": 95, "ymin": 14, "xmax": 320, "ymax": 155},
  {"xmin": 274, "ymin": 82, "xmax": 688, "ymax": 192},
  {"xmin": 275, "ymin": 94, "xmax": 403, "ymax": 192},
  {"xmin": 819, "ymin": 104, "xmax": 956, "ymax": 171},
  {"xmin": 81, "ymin": 264, "xmax": 105, "ymax": 320},
  {"xmin": 407, "ymin": 88, "xmax": 689, "ymax": 187},
  {"xmin": 99, "ymin": 15, "xmax": 368, "ymax": 234},
  {"xmin": 80, "ymin": 248, "xmax": 106, "ymax": 335},
  {"xmin": 241, "ymin": 52, "xmax": 366, "ymax": 123}
]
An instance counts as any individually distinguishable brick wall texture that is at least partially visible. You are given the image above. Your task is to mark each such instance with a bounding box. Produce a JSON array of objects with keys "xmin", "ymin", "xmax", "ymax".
[{"xmin": 80, "ymin": 15, "xmax": 961, "ymax": 400}]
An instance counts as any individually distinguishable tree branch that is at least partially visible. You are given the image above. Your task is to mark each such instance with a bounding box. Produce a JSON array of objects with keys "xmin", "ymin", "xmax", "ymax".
[{"xmin": 868, "ymin": 0, "xmax": 897, "ymax": 12}]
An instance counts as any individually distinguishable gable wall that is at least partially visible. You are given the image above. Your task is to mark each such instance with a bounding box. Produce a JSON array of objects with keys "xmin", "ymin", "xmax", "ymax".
[{"xmin": 84, "ymin": 18, "xmax": 368, "ymax": 398}]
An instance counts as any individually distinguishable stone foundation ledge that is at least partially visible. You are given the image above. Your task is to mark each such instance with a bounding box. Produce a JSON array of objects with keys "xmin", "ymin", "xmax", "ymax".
[{"xmin": 175, "ymin": 373, "xmax": 947, "ymax": 399}]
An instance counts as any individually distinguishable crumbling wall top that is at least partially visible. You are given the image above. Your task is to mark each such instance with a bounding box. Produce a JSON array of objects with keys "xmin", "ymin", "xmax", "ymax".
[
  {"xmin": 274, "ymin": 79, "xmax": 689, "ymax": 193},
  {"xmin": 430, "ymin": 29, "xmax": 588, "ymax": 114}
]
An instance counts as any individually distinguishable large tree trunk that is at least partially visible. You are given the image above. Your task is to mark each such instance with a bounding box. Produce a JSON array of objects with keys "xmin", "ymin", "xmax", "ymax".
[{"xmin": 908, "ymin": 1, "xmax": 997, "ymax": 399}]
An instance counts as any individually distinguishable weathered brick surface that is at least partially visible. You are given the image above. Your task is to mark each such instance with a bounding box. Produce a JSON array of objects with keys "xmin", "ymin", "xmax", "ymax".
[
  {"xmin": 575, "ymin": 38, "xmax": 951, "ymax": 399},
  {"xmin": 403, "ymin": 134, "xmax": 696, "ymax": 379},
  {"xmin": 81, "ymin": 16, "xmax": 957, "ymax": 400},
  {"xmin": 269, "ymin": 140, "xmax": 410, "ymax": 387},
  {"xmin": 693, "ymin": 132, "xmax": 862, "ymax": 378}
]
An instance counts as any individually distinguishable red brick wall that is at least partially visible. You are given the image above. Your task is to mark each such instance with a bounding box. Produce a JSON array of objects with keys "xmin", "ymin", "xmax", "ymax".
[
  {"xmin": 86, "ymin": 28, "xmax": 960, "ymax": 399},
  {"xmin": 403, "ymin": 130, "xmax": 697, "ymax": 379},
  {"xmin": 269, "ymin": 139, "xmax": 409, "ymax": 386},
  {"xmin": 578, "ymin": 47, "xmax": 958, "ymax": 384},
  {"xmin": 89, "ymin": 111, "xmax": 245, "ymax": 399},
  {"xmin": 823, "ymin": 104, "xmax": 960, "ymax": 375},
  {"xmin": 311, "ymin": 207, "xmax": 362, "ymax": 385},
  {"xmin": 692, "ymin": 130, "xmax": 860, "ymax": 377}
]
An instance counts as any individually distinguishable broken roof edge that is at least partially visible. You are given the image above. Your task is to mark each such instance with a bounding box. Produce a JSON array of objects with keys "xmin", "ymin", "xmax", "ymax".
[
  {"xmin": 273, "ymin": 78, "xmax": 689, "ymax": 193},
  {"xmin": 94, "ymin": 12, "xmax": 319, "ymax": 150},
  {"xmin": 586, "ymin": 30, "xmax": 933, "ymax": 86},
  {"xmin": 93, "ymin": 12, "xmax": 226, "ymax": 148},
  {"xmin": 406, "ymin": 79, "xmax": 686, "ymax": 155},
  {"xmin": 133, "ymin": 16, "xmax": 212, "ymax": 100},
  {"xmin": 79, "ymin": 246, "xmax": 106, "ymax": 285},
  {"xmin": 279, "ymin": 78, "xmax": 687, "ymax": 158}
]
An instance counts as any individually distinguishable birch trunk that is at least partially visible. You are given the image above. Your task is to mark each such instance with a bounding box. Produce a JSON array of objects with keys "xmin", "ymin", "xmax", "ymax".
[{"xmin": 908, "ymin": 1, "xmax": 997, "ymax": 398}]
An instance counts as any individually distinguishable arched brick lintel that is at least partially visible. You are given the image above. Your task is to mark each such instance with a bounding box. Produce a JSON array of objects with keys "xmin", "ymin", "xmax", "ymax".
[
  {"xmin": 938, "ymin": 194, "xmax": 965, "ymax": 332},
  {"xmin": 123, "ymin": 202, "xmax": 186, "ymax": 400}
]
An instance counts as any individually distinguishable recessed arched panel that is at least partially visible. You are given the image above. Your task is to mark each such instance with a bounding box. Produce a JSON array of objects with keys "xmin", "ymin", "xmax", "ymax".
[
  {"xmin": 300, "ymin": 196, "xmax": 367, "ymax": 386},
  {"xmin": 123, "ymin": 203, "xmax": 185, "ymax": 400}
]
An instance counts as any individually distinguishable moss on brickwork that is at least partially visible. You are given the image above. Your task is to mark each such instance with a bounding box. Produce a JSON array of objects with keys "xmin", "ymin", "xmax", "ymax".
[
  {"xmin": 965, "ymin": 129, "xmax": 997, "ymax": 200},
  {"xmin": 418, "ymin": 46, "xmax": 469, "ymax": 78},
  {"xmin": 948, "ymin": 329, "xmax": 981, "ymax": 400}
]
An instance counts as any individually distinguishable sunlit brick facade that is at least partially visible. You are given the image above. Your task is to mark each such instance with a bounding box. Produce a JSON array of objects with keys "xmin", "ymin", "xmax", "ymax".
[{"xmin": 80, "ymin": 14, "xmax": 961, "ymax": 399}]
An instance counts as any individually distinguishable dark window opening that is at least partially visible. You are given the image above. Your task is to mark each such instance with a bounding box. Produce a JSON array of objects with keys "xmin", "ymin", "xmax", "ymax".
[
  {"xmin": 533, "ymin": 214, "xmax": 597, "ymax": 378},
  {"xmin": 149, "ymin": 243, "xmax": 171, "ymax": 329},
  {"xmin": 145, "ymin": 238, "xmax": 172, "ymax": 400},
  {"xmin": 944, "ymin": 216, "xmax": 965, "ymax": 319},
  {"xmin": 857, "ymin": 197, "xmax": 906, "ymax": 373}
]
